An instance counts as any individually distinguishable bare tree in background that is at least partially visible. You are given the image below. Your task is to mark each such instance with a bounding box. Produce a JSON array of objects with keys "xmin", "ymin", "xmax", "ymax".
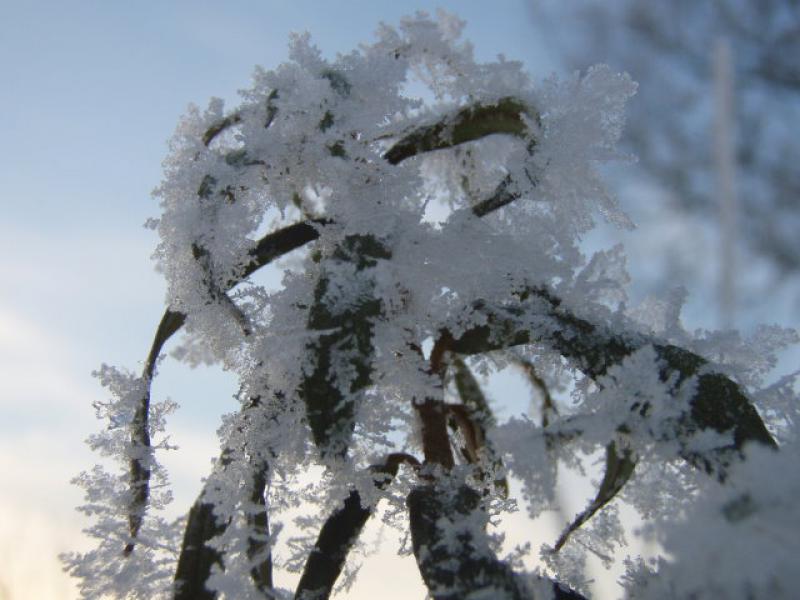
[{"xmin": 530, "ymin": 0, "xmax": 800, "ymax": 273}]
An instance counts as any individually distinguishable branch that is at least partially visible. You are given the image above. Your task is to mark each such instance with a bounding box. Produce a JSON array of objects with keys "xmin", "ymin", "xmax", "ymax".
[
  {"xmin": 446, "ymin": 287, "xmax": 776, "ymax": 479},
  {"xmin": 132, "ymin": 92, "xmax": 532, "ymax": 563},
  {"xmin": 294, "ymin": 453, "xmax": 419, "ymax": 600},
  {"xmin": 383, "ymin": 97, "xmax": 534, "ymax": 165}
]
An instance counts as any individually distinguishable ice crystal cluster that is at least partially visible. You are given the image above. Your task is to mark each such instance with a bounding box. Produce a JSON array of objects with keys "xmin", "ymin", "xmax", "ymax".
[{"xmin": 64, "ymin": 12, "xmax": 797, "ymax": 600}]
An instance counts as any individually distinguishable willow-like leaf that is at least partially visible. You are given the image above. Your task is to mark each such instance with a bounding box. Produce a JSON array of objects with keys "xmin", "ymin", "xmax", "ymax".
[
  {"xmin": 512, "ymin": 356, "xmax": 558, "ymax": 428},
  {"xmin": 123, "ymin": 221, "xmax": 324, "ymax": 556},
  {"xmin": 446, "ymin": 286, "xmax": 776, "ymax": 479},
  {"xmin": 122, "ymin": 309, "xmax": 185, "ymax": 557},
  {"xmin": 173, "ymin": 493, "xmax": 227, "ymax": 600},
  {"xmin": 451, "ymin": 356, "xmax": 509, "ymax": 497},
  {"xmin": 201, "ymin": 88, "xmax": 278, "ymax": 148},
  {"xmin": 174, "ymin": 457, "xmax": 270, "ymax": 600},
  {"xmin": 471, "ymin": 175, "xmax": 521, "ymax": 218},
  {"xmin": 202, "ymin": 112, "xmax": 243, "ymax": 147},
  {"xmin": 295, "ymin": 453, "xmax": 418, "ymax": 600},
  {"xmin": 302, "ymin": 235, "xmax": 390, "ymax": 459},
  {"xmin": 174, "ymin": 395, "xmax": 273, "ymax": 599},
  {"xmin": 247, "ymin": 468, "xmax": 273, "ymax": 594},
  {"xmin": 192, "ymin": 243, "xmax": 253, "ymax": 336},
  {"xmin": 512, "ymin": 355, "xmax": 563, "ymax": 490},
  {"xmin": 384, "ymin": 97, "xmax": 535, "ymax": 165},
  {"xmin": 407, "ymin": 484, "xmax": 588, "ymax": 600},
  {"xmin": 553, "ymin": 441, "xmax": 637, "ymax": 552}
]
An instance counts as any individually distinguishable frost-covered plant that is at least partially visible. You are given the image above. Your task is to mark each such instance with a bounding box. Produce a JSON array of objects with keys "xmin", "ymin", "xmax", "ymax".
[{"xmin": 65, "ymin": 12, "xmax": 796, "ymax": 600}]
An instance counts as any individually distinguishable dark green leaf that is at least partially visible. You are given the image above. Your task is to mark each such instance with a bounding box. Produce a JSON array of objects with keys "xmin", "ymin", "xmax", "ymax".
[
  {"xmin": 451, "ymin": 356, "xmax": 509, "ymax": 497},
  {"xmin": 553, "ymin": 441, "xmax": 636, "ymax": 552},
  {"xmin": 302, "ymin": 235, "xmax": 390, "ymax": 459}
]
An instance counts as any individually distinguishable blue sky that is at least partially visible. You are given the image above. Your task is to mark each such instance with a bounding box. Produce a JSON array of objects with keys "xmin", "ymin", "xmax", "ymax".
[{"xmin": 1, "ymin": 2, "xmax": 797, "ymax": 598}]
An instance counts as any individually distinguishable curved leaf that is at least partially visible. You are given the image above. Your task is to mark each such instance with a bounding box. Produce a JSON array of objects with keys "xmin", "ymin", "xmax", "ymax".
[
  {"xmin": 451, "ymin": 356, "xmax": 509, "ymax": 497},
  {"xmin": 447, "ymin": 287, "xmax": 776, "ymax": 479},
  {"xmin": 295, "ymin": 453, "xmax": 418, "ymax": 600},
  {"xmin": 553, "ymin": 441, "xmax": 636, "ymax": 552},
  {"xmin": 124, "ymin": 221, "xmax": 324, "ymax": 555},
  {"xmin": 407, "ymin": 484, "xmax": 588, "ymax": 600},
  {"xmin": 384, "ymin": 97, "xmax": 535, "ymax": 165}
]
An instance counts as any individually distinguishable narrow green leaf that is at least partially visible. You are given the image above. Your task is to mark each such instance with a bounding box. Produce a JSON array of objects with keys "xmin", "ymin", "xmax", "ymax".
[
  {"xmin": 451, "ymin": 356, "xmax": 509, "ymax": 497},
  {"xmin": 553, "ymin": 441, "xmax": 636, "ymax": 552},
  {"xmin": 512, "ymin": 357, "xmax": 558, "ymax": 428},
  {"xmin": 302, "ymin": 235, "xmax": 390, "ymax": 459},
  {"xmin": 384, "ymin": 97, "xmax": 535, "ymax": 165}
]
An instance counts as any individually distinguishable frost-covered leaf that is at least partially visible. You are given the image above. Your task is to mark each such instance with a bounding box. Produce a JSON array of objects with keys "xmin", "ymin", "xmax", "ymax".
[
  {"xmin": 302, "ymin": 234, "xmax": 390, "ymax": 459},
  {"xmin": 553, "ymin": 441, "xmax": 636, "ymax": 552}
]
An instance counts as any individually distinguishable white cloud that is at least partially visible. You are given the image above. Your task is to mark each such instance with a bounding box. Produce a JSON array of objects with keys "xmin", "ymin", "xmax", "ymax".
[
  {"xmin": 0, "ymin": 307, "xmax": 93, "ymax": 415},
  {"xmin": 0, "ymin": 498, "xmax": 85, "ymax": 600},
  {"xmin": 0, "ymin": 307, "xmax": 104, "ymax": 599}
]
